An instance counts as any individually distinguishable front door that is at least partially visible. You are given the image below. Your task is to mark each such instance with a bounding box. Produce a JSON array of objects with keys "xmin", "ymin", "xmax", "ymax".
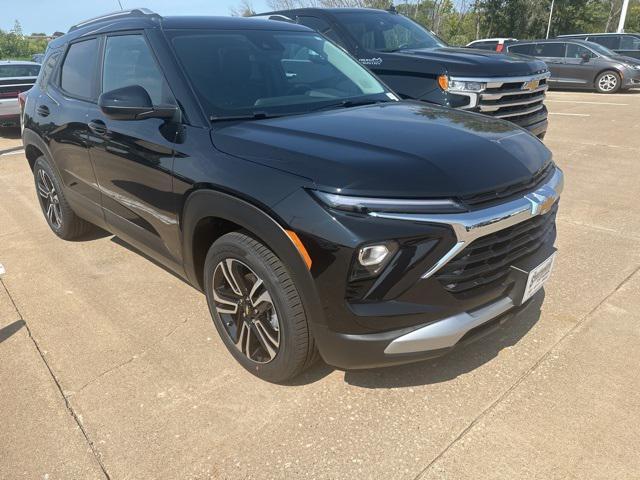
[
  {"xmin": 562, "ymin": 43, "xmax": 597, "ymax": 87},
  {"xmin": 86, "ymin": 33, "xmax": 182, "ymax": 270},
  {"xmin": 533, "ymin": 42, "xmax": 568, "ymax": 85}
]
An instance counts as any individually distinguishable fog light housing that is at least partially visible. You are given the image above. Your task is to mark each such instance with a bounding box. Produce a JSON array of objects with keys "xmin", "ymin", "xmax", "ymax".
[{"xmin": 350, "ymin": 241, "xmax": 398, "ymax": 281}]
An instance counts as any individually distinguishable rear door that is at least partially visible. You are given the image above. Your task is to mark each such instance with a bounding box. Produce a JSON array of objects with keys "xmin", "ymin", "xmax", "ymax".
[
  {"xmin": 562, "ymin": 43, "xmax": 598, "ymax": 86},
  {"xmin": 532, "ymin": 42, "xmax": 567, "ymax": 84},
  {"xmin": 40, "ymin": 37, "xmax": 104, "ymax": 223},
  {"xmin": 85, "ymin": 32, "xmax": 182, "ymax": 269}
]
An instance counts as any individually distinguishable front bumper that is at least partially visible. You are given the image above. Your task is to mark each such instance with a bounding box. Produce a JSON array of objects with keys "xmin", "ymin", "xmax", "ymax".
[
  {"xmin": 285, "ymin": 168, "xmax": 563, "ymax": 370},
  {"xmin": 622, "ymin": 68, "xmax": 640, "ymax": 88}
]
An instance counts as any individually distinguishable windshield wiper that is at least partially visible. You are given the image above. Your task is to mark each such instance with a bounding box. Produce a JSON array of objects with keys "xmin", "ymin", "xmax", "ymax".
[
  {"xmin": 310, "ymin": 98, "xmax": 389, "ymax": 113},
  {"xmin": 209, "ymin": 111, "xmax": 284, "ymax": 122}
]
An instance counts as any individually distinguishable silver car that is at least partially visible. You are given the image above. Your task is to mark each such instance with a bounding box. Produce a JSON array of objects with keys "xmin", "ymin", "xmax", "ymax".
[
  {"xmin": 507, "ymin": 39, "xmax": 640, "ymax": 93},
  {"xmin": 0, "ymin": 60, "xmax": 40, "ymax": 127}
]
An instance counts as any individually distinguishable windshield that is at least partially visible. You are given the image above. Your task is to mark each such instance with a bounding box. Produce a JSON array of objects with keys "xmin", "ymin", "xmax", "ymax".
[
  {"xmin": 336, "ymin": 12, "xmax": 446, "ymax": 52},
  {"xmin": 586, "ymin": 42, "xmax": 617, "ymax": 56},
  {"xmin": 169, "ymin": 30, "xmax": 390, "ymax": 119}
]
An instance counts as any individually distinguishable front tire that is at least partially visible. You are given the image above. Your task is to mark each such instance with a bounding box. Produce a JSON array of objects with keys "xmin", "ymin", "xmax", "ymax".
[
  {"xmin": 595, "ymin": 70, "xmax": 621, "ymax": 94},
  {"xmin": 204, "ymin": 232, "xmax": 317, "ymax": 382},
  {"xmin": 33, "ymin": 156, "xmax": 93, "ymax": 239}
]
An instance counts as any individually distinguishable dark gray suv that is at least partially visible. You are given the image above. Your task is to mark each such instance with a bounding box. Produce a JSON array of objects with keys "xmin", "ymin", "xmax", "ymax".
[{"xmin": 508, "ymin": 39, "xmax": 640, "ymax": 93}]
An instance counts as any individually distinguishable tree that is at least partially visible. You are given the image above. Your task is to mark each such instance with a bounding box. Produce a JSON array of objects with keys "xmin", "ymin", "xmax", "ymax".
[{"xmin": 230, "ymin": 0, "xmax": 257, "ymax": 16}]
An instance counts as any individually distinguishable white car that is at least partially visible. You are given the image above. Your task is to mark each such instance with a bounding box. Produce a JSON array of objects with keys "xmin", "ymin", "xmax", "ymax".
[
  {"xmin": 466, "ymin": 38, "xmax": 518, "ymax": 53},
  {"xmin": 0, "ymin": 60, "xmax": 40, "ymax": 127}
]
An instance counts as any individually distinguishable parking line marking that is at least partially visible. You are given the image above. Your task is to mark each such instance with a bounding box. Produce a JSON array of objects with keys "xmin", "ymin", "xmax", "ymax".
[
  {"xmin": 546, "ymin": 100, "xmax": 628, "ymax": 106},
  {"xmin": 548, "ymin": 112, "xmax": 591, "ymax": 117},
  {"xmin": 0, "ymin": 149, "xmax": 24, "ymax": 156}
]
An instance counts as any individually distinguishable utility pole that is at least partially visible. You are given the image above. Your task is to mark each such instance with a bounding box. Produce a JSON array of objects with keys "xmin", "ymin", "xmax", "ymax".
[
  {"xmin": 617, "ymin": 0, "xmax": 630, "ymax": 33},
  {"xmin": 546, "ymin": 0, "xmax": 555, "ymax": 39}
]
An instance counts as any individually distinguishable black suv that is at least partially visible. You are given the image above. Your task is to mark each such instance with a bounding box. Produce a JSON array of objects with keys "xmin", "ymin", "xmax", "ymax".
[
  {"xmin": 21, "ymin": 10, "xmax": 563, "ymax": 382},
  {"xmin": 258, "ymin": 8, "xmax": 551, "ymax": 139}
]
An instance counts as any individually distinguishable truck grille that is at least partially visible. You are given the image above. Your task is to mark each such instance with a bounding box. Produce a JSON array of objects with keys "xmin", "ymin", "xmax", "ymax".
[
  {"xmin": 460, "ymin": 163, "xmax": 555, "ymax": 208},
  {"xmin": 475, "ymin": 76, "xmax": 548, "ymax": 120},
  {"xmin": 435, "ymin": 202, "xmax": 558, "ymax": 294}
]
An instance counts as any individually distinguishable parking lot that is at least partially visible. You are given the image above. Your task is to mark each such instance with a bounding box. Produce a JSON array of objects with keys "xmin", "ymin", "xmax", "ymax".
[{"xmin": 1, "ymin": 89, "xmax": 639, "ymax": 479}]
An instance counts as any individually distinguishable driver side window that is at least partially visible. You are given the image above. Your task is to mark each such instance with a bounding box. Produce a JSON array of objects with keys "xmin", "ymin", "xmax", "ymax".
[{"xmin": 102, "ymin": 34, "xmax": 175, "ymax": 106}]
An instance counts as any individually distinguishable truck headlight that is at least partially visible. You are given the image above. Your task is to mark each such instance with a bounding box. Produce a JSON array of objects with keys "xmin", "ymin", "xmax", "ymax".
[{"xmin": 438, "ymin": 75, "xmax": 486, "ymax": 93}]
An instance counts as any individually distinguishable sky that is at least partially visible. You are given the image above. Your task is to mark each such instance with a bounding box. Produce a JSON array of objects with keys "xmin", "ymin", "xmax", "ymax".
[{"xmin": 1, "ymin": 0, "xmax": 272, "ymax": 35}]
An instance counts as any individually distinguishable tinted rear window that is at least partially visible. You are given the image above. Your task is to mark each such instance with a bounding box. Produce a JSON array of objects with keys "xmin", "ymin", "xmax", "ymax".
[
  {"xmin": 533, "ymin": 43, "xmax": 565, "ymax": 57},
  {"xmin": 0, "ymin": 64, "xmax": 40, "ymax": 78},
  {"xmin": 509, "ymin": 44, "xmax": 534, "ymax": 55},
  {"xmin": 588, "ymin": 35, "xmax": 620, "ymax": 49},
  {"xmin": 61, "ymin": 39, "xmax": 98, "ymax": 99}
]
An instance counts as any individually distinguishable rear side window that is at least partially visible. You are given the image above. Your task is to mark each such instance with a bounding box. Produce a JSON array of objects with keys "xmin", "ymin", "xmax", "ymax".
[
  {"xmin": 61, "ymin": 39, "xmax": 99, "ymax": 99},
  {"xmin": 533, "ymin": 43, "xmax": 565, "ymax": 57},
  {"xmin": 588, "ymin": 35, "xmax": 620, "ymax": 49},
  {"xmin": 0, "ymin": 64, "xmax": 40, "ymax": 78},
  {"xmin": 39, "ymin": 52, "xmax": 61, "ymax": 87},
  {"xmin": 509, "ymin": 44, "xmax": 534, "ymax": 55},
  {"xmin": 471, "ymin": 41, "xmax": 497, "ymax": 51},
  {"xmin": 620, "ymin": 35, "xmax": 640, "ymax": 50},
  {"xmin": 102, "ymin": 34, "xmax": 174, "ymax": 105}
]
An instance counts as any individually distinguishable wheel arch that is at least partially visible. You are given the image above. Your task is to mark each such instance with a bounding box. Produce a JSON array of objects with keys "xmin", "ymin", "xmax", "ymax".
[
  {"xmin": 593, "ymin": 67, "xmax": 622, "ymax": 87},
  {"xmin": 22, "ymin": 128, "xmax": 59, "ymax": 175},
  {"xmin": 181, "ymin": 188, "xmax": 326, "ymax": 328}
]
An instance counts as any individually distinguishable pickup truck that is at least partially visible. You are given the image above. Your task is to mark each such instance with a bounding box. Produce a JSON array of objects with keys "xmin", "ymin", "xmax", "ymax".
[{"xmin": 259, "ymin": 8, "xmax": 551, "ymax": 139}]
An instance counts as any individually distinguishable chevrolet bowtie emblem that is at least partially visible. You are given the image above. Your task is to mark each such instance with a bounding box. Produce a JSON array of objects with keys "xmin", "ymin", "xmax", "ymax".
[
  {"xmin": 523, "ymin": 79, "xmax": 540, "ymax": 91},
  {"xmin": 526, "ymin": 187, "xmax": 558, "ymax": 216}
]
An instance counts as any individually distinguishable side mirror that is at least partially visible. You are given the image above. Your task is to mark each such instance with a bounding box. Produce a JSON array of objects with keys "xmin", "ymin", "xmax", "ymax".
[
  {"xmin": 98, "ymin": 85, "xmax": 178, "ymax": 121},
  {"xmin": 581, "ymin": 52, "xmax": 591, "ymax": 62}
]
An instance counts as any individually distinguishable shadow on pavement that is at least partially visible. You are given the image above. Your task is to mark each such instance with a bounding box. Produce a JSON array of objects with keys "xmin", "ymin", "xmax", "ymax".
[
  {"xmin": 0, "ymin": 127, "xmax": 21, "ymax": 140},
  {"xmin": 0, "ymin": 320, "xmax": 26, "ymax": 344}
]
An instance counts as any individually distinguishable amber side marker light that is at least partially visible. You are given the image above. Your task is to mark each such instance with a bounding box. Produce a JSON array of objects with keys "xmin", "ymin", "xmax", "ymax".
[
  {"xmin": 438, "ymin": 74, "xmax": 449, "ymax": 90},
  {"xmin": 285, "ymin": 230, "xmax": 312, "ymax": 270}
]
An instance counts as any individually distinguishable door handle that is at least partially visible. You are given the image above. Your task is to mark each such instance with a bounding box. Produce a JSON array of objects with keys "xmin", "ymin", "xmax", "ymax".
[
  {"xmin": 88, "ymin": 120, "xmax": 107, "ymax": 136},
  {"xmin": 36, "ymin": 105, "xmax": 50, "ymax": 117}
]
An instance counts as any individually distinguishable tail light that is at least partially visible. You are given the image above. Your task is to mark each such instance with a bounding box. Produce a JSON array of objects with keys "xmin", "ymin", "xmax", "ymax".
[
  {"xmin": 496, "ymin": 43, "xmax": 505, "ymax": 53},
  {"xmin": 18, "ymin": 91, "xmax": 27, "ymax": 111},
  {"xmin": 0, "ymin": 90, "xmax": 20, "ymax": 99}
]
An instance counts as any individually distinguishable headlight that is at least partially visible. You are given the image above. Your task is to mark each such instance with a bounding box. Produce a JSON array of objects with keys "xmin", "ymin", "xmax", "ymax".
[
  {"xmin": 438, "ymin": 75, "xmax": 486, "ymax": 93},
  {"xmin": 312, "ymin": 191, "xmax": 466, "ymax": 214}
]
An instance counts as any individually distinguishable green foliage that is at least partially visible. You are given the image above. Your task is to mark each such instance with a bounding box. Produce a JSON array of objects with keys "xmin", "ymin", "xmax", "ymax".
[{"xmin": 0, "ymin": 21, "xmax": 48, "ymax": 60}]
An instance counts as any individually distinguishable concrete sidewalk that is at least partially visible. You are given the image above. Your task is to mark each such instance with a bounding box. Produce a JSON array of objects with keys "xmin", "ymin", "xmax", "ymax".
[{"xmin": 1, "ymin": 90, "xmax": 639, "ymax": 479}]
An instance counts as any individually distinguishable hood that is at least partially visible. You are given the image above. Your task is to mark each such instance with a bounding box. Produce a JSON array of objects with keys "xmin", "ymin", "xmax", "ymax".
[
  {"xmin": 612, "ymin": 54, "xmax": 640, "ymax": 66},
  {"xmin": 387, "ymin": 47, "xmax": 548, "ymax": 77},
  {"xmin": 211, "ymin": 101, "xmax": 552, "ymax": 199}
]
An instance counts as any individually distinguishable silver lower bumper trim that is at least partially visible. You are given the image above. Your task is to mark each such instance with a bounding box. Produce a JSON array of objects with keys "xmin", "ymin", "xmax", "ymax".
[{"xmin": 384, "ymin": 297, "xmax": 514, "ymax": 354}]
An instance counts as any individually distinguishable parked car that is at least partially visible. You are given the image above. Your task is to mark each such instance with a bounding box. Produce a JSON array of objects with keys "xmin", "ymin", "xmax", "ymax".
[
  {"xmin": 558, "ymin": 33, "xmax": 640, "ymax": 59},
  {"xmin": 22, "ymin": 10, "xmax": 563, "ymax": 381},
  {"xmin": 0, "ymin": 60, "xmax": 40, "ymax": 127},
  {"xmin": 466, "ymin": 38, "xmax": 517, "ymax": 52},
  {"xmin": 507, "ymin": 39, "xmax": 640, "ymax": 93},
  {"xmin": 257, "ymin": 8, "xmax": 551, "ymax": 139}
]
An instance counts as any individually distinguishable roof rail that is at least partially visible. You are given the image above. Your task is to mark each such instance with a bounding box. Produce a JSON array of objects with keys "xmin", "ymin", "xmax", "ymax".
[
  {"xmin": 254, "ymin": 14, "xmax": 296, "ymax": 23},
  {"xmin": 68, "ymin": 8, "xmax": 159, "ymax": 32}
]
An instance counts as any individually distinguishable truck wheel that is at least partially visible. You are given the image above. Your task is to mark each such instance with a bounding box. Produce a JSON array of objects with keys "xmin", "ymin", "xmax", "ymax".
[
  {"xmin": 204, "ymin": 232, "xmax": 317, "ymax": 382},
  {"xmin": 595, "ymin": 71, "xmax": 621, "ymax": 93},
  {"xmin": 33, "ymin": 156, "xmax": 94, "ymax": 240}
]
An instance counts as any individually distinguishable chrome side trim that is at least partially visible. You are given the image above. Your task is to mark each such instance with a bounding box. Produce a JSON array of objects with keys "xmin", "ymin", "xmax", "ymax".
[
  {"xmin": 384, "ymin": 296, "xmax": 514, "ymax": 354},
  {"xmin": 369, "ymin": 167, "xmax": 564, "ymax": 279}
]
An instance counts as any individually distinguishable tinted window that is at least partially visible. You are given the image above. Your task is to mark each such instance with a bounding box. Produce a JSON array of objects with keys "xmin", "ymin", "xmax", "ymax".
[
  {"xmin": 61, "ymin": 39, "xmax": 98, "ymax": 99},
  {"xmin": 471, "ymin": 41, "xmax": 498, "ymax": 50},
  {"xmin": 170, "ymin": 30, "xmax": 387, "ymax": 117},
  {"xmin": 566, "ymin": 43, "xmax": 595, "ymax": 59},
  {"xmin": 39, "ymin": 52, "xmax": 60, "ymax": 87},
  {"xmin": 102, "ymin": 35, "xmax": 174, "ymax": 105},
  {"xmin": 588, "ymin": 35, "xmax": 620, "ymax": 49},
  {"xmin": 337, "ymin": 12, "xmax": 445, "ymax": 52},
  {"xmin": 297, "ymin": 16, "xmax": 344, "ymax": 46},
  {"xmin": 533, "ymin": 42, "xmax": 565, "ymax": 57},
  {"xmin": 0, "ymin": 64, "xmax": 40, "ymax": 78},
  {"xmin": 620, "ymin": 35, "xmax": 640, "ymax": 50},
  {"xmin": 509, "ymin": 44, "xmax": 534, "ymax": 55}
]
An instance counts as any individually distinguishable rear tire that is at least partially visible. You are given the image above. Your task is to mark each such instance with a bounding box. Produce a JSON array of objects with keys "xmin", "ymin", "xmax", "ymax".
[
  {"xmin": 595, "ymin": 70, "xmax": 621, "ymax": 94},
  {"xmin": 204, "ymin": 232, "xmax": 317, "ymax": 382},
  {"xmin": 33, "ymin": 156, "xmax": 94, "ymax": 240}
]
